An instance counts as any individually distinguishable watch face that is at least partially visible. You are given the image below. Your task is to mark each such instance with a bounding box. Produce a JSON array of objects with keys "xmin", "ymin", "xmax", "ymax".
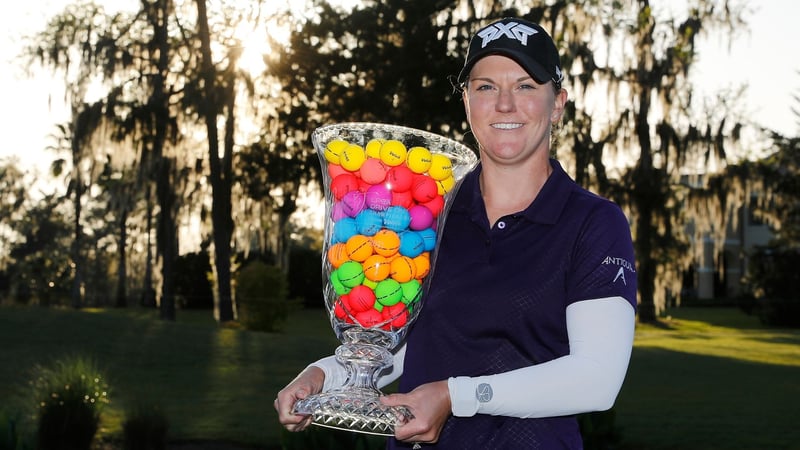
[{"xmin": 476, "ymin": 383, "xmax": 493, "ymax": 403}]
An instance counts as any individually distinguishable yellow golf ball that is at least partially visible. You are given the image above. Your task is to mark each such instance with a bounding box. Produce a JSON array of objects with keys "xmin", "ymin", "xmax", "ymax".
[
  {"xmin": 365, "ymin": 139, "xmax": 385, "ymax": 159},
  {"xmin": 324, "ymin": 139, "xmax": 349, "ymax": 164},
  {"xmin": 436, "ymin": 175, "xmax": 455, "ymax": 195},
  {"xmin": 428, "ymin": 154, "xmax": 453, "ymax": 180},
  {"xmin": 380, "ymin": 140, "xmax": 408, "ymax": 167},
  {"xmin": 340, "ymin": 143, "xmax": 367, "ymax": 172},
  {"xmin": 406, "ymin": 146, "xmax": 432, "ymax": 174}
]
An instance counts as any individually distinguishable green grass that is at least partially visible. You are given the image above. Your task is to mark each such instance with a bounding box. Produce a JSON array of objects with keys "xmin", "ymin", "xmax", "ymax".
[
  {"xmin": 0, "ymin": 305, "xmax": 798, "ymax": 449},
  {"xmin": 0, "ymin": 305, "xmax": 341, "ymax": 447},
  {"xmin": 615, "ymin": 308, "xmax": 800, "ymax": 450}
]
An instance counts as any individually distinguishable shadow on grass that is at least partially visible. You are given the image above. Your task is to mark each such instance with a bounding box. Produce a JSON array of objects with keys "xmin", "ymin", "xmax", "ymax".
[
  {"xmin": 615, "ymin": 347, "xmax": 800, "ymax": 450},
  {"xmin": 4, "ymin": 306, "xmax": 798, "ymax": 449},
  {"xmin": 638, "ymin": 318, "xmax": 678, "ymax": 330},
  {"xmin": 0, "ymin": 306, "xmax": 340, "ymax": 447}
]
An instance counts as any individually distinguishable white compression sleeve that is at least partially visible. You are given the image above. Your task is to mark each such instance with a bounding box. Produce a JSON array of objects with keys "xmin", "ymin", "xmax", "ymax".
[
  {"xmin": 448, "ymin": 296, "xmax": 635, "ymax": 418},
  {"xmin": 308, "ymin": 355, "xmax": 345, "ymax": 392},
  {"xmin": 377, "ymin": 343, "xmax": 406, "ymax": 389},
  {"xmin": 308, "ymin": 343, "xmax": 406, "ymax": 392}
]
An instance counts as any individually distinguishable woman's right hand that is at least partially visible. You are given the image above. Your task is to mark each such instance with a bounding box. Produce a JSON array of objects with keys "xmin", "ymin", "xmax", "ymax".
[{"xmin": 274, "ymin": 366, "xmax": 325, "ymax": 432}]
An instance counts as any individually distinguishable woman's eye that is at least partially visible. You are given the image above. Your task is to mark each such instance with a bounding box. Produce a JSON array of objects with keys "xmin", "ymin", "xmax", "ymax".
[{"xmin": 475, "ymin": 83, "xmax": 494, "ymax": 91}]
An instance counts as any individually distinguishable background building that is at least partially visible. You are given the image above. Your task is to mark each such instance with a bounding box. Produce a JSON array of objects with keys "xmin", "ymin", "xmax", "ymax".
[{"xmin": 693, "ymin": 201, "xmax": 772, "ymax": 301}]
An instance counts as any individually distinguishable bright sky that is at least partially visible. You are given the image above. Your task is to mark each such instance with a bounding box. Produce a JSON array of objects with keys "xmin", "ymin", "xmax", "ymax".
[{"xmin": 1, "ymin": 1, "xmax": 798, "ymax": 181}]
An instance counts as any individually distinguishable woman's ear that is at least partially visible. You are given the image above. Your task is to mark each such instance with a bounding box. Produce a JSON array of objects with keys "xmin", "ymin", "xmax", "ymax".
[
  {"xmin": 551, "ymin": 88, "xmax": 568, "ymax": 124},
  {"xmin": 462, "ymin": 90, "xmax": 472, "ymax": 127}
]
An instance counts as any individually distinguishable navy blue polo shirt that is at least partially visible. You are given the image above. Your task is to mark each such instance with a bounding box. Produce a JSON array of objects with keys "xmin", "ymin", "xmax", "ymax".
[{"xmin": 389, "ymin": 159, "xmax": 637, "ymax": 450}]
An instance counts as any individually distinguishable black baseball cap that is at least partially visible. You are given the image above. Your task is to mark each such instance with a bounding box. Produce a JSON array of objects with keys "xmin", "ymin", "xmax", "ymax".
[{"xmin": 457, "ymin": 18, "xmax": 564, "ymax": 88}]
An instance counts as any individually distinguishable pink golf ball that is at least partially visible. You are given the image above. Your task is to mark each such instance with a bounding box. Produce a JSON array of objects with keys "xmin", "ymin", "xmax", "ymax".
[
  {"xmin": 342, "ymin": 190, "xmax": 366, "ymax": 217},
  {"xmin": 331, "ymin": 201, "xmax": 348, "ymax": 221},
  {"xmin": 366, "ymin": 184, "xmax": 392, "ymax": 211},
  {"xmin": 408, "ymin": 204, "xmax": 434, "ymax": 230}
]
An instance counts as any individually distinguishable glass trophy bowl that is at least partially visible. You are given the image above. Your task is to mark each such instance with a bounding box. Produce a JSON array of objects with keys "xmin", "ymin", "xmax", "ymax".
[{"xmin": 292, "ymin": 122, "xmax": 477, "ymax": 436}]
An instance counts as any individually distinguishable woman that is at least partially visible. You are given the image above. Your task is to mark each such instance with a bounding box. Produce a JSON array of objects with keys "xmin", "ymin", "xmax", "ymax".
[{"xmin": 276, "ymin": 17, "xmax": 637, "ymax": 449}]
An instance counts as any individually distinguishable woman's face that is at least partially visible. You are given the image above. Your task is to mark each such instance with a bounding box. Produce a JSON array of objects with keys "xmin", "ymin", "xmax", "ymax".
[{"xmin": 463, "ymin": 55, "xmax": 567, "ymax": 167}]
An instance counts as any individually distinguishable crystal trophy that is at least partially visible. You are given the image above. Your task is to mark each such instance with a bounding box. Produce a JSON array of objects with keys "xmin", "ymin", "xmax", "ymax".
[{"xmin": 292, "ymin": 122, "xmax": 477, "ymax": 435}]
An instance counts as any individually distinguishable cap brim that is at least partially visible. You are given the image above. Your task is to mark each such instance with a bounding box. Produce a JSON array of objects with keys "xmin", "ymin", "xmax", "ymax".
[{"xmin": 458, "ymin": 49, "xmax": 552, "ymax": 85}]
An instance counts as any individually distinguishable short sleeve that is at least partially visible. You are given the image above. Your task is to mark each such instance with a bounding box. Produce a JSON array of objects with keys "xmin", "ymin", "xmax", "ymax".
[{"xmin": 566, "ymin": 201, "xmax": 637, "ymax": 309}]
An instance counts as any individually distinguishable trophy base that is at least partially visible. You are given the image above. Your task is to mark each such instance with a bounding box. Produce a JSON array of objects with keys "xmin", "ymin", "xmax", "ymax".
[{"xmin": 293, "ymin": 389, "xmax": 413, "ymax": 436}]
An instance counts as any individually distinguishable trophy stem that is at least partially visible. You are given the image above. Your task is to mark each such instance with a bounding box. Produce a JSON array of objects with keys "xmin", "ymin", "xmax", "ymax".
[
  {"xmin": 292, "ymin": 342, "xmax": 413, "ymax": 436},
  {"xmin": 337, "ymin": 342, "xmax": 392, "ymax": 390}
]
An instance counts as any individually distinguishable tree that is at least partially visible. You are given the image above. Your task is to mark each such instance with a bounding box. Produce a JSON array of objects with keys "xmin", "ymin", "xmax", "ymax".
[
  {"xmin": 25, "ymin": 0, "xmax": 114, "ymax": 309},
  {"xmin": 6, "ymin": 194, "xmax": 73, "ymax": 304},
  {"xmin": 271, "ymin": 1, "xmax": 469, "ymax": 132},
  {"xmin": 24, "ymin": 0, "xmax": 202, "ymax": 319},
  {"xmin": 24, "ymin": 2, "xmax": 149, "ymax": 310},
  {"xmin": 58, "ymin": 103, "xmax": 107, "ymax": 309},
  {"xmin": 95, "ymin": 155, "xmax": 139, "ymax": 307},
  {"xmin": 0, "ymin": 160, "xmax": 32, "ymax": 273},
  {"xmin": 752, "ymin": 130, "xmax": 800, "ymax": 246},
  {"xmin": 252, "ymin": 1, "xmax": 478, "ymax": 274},
  {"xmin": 192, "ymin": 0, "xmax": 239, "ymax": 322},
  {"xmin": 146, "ymin": 0, "xmax": 180, "ymax": 321},
  {"xmin": 724, "ymin": 128, "xmax": 800, "ymax": 248},
  {"xmin": 724, "ymin": 126, "xmax": 800, "ymax": 325}
]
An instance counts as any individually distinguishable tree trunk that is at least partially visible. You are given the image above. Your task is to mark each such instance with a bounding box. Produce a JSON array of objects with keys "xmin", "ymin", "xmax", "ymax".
[
  {"xmin": 631, "ymin": 6, "xmax": 658, "ymax": 323},
  {"xmin": 157, "ymin": 157, "xmax": 177, "ymax": 321},
  {"xmin": 214, "ymin": 92, "xmax": 236, "ymax": 322},
  {"xmin": 142, "ymin": 184, "xmax": 156, "ymax": 308},
  {"xmin": 153, "ymin": 0, "xmax": 176, "ymax": 321},
  {"xmin": 634, "ymin": 190, "xmax": 657, "ymax": 322},
  {"xmin": 115, "ymin": 207, "xmax": 128, "ymax": 307},
  {"xmin": 633, "ymin": 79, "xmax": 658, "ymax": 322},
  {"xmin": 70, "ymin": 121, "xmax": 83, "ymax": 309},
  {"xmin": 195, "ymin": 0, "xmax": 235, "ymax": 323}
]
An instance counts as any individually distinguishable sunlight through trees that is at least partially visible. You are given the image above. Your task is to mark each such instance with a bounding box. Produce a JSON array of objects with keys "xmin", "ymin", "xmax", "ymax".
[{"xmin": 1, "ymin": 0, "xmax": 792, "ymax": 325}]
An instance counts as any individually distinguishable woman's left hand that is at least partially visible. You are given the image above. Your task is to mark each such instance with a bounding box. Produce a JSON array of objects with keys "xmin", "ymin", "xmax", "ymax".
[{"xmin": 380, "ymin": 380, "xmax": 452, "ymax": 444}]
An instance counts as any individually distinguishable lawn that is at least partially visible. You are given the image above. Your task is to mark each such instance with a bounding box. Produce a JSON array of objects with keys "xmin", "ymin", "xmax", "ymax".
[
  {"xmin": 1, "ymin": 305, "xmax": 798, "ymax": 449},
  {"xmin": 0, "ymin": 305, "xmax": 342, "ymax": 448},
  {"xmin": 615, "ymin": 307, "xmax": 800, "ymax": 450}
]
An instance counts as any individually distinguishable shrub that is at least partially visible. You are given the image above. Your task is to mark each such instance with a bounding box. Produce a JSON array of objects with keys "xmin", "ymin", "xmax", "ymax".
[
  {"xmin": 28, "ymin": 355, "xmax": 109, "ymax": 450},
  {"xmin": 756, "ymin": 298, "xmax": 800, "ymax": 328},
  {"xmin": 122, "ymin": 404, "xmax": 169, "ymax": 450},
  {"xmin": 287, "ymin": 245, "xmax": 323, "ymax": 308},
  {"xmin": 236, "ymin": 260, "xmax": 294, "ymax": 332},
  {"xmin": 735, "ymin": 292, "xmax": 757, "ymax": 315},
  {"xmin": 579, "ymin": 409, "xmax": 623, "ymax": 450},
  {"xmin": 0, "ymin": 409, "xmax": 20, "ymax": 450},
  {"xmin": 742, "ymin": 245, "xmax": 800, "ymax": 327},
  {"xmin": 174, "ymin": 251, "xmax": 214, "ymax": 309}
]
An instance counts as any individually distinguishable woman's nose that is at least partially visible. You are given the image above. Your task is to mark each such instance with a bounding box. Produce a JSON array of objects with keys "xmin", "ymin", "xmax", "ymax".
[{"xmin": 496, "ymin": 89, "xmax": 515, "ymax": 112}]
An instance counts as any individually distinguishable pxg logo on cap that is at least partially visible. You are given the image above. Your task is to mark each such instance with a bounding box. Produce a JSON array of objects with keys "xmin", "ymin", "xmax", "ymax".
[{"xmin": 477, "ymin": 21, "xmax": 538, "ymax": 49}]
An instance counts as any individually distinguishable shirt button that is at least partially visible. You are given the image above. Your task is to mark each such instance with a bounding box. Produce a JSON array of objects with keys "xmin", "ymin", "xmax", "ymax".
[{"xmin": 497, "ymin": 221, "xmax": 506, "ymax": 229}]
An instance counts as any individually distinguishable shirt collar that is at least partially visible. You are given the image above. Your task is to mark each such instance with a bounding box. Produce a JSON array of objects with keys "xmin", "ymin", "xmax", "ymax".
[{"xmin": 453, "ymin": 159, "xmax": 575, "ymax": 225}]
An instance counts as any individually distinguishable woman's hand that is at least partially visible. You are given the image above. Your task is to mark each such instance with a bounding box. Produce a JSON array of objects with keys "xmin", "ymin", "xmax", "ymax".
[
  {"xmin": 274, "ymin": 366, "xmax": 325, "ymax": 432},
  {"xmin": 380, "ymin": 380, "xmax": 452, "ymax": 444}
]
